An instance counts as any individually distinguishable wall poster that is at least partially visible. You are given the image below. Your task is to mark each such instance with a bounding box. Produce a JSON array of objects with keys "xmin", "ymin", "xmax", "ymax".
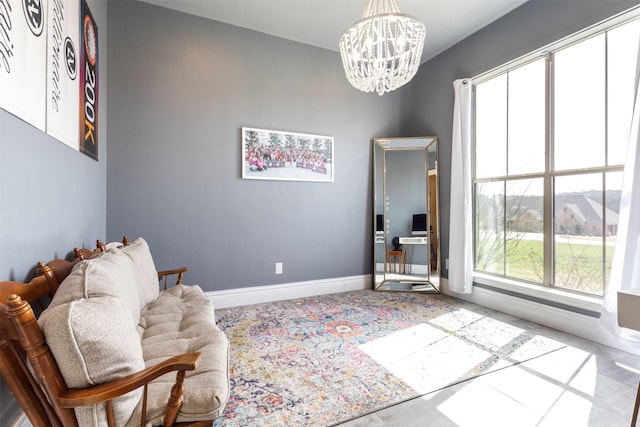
[
  {"xmin": 0, "ymin": 0, "xmax": 98, "ymax": 160},
  {"xmin": 78, "ymin": 0, "xmax": 97, "ymax": 159},
  {"xmin": 0, "ymin": 0, "xmax": 48, "ymax": 131},
  {"xmin": 46, "ymin": 0, "xmax": 80, "ymax": 149}
]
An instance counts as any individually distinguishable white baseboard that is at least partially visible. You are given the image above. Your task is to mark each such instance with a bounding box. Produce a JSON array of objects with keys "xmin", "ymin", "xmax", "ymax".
[
  {"xmin": 207, "ymin": 275, "xmax": 372, "ymax": 309},
  {"xmin": 441, "ymin": 278, "xmax": 640, "ymax": 356}
]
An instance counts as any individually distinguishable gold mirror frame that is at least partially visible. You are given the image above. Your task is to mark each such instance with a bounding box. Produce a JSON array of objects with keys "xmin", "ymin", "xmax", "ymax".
[{"xmin": 373, "ymin": 137, "xmax": 440, "ymax": 292}]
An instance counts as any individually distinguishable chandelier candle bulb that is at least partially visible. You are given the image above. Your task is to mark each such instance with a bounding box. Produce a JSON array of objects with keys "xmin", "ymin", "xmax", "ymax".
[{"xmin": 339, "ymin": 0, "xmax": 426, "ymax": 95}]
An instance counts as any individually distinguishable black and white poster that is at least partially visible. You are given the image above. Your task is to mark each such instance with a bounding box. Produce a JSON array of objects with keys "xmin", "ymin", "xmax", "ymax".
[
  {"xmin": 46, "ymin": 0, "xmax": 79, "ymax": 149},
  {"xmin": 0, "ymin": 0, "xmax": 48, "ymax": 131}
]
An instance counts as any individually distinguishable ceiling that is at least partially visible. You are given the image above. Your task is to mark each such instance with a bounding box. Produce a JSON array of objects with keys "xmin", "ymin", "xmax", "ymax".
[{"xmin": 139, "ymin": 0, "xmax": 528, "ymax": 63}]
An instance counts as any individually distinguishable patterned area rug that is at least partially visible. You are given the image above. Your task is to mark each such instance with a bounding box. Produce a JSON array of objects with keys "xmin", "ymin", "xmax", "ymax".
[{"xmin": 213, "ymin": 290, "xmax": 564, "ymax": 426}]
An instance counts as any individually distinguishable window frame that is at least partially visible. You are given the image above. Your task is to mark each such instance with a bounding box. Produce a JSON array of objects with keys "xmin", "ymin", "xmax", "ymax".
[{"xmin": 470, "ymin": 6, "xmax": 640, "ymax": 307}]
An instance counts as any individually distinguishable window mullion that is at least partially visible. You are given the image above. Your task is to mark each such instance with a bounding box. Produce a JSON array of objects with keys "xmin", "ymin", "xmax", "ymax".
[
  {"xmin": 502, "ymin": 181, "xmax": 506, "ymax": 275},
  {"xmin": 504, "ymin": 74, "xmax": 510, "ymax": 275},
  {"xmin": 603, "ymin": 33, "xmax": 609, "ymax": 292},
  {"xmin": 544, "ymin": 52, "xmax": 554, "ymax": 287},
  {"xmin": 602, "ymin": 172, "xmax": 608, "ymax": 292}
]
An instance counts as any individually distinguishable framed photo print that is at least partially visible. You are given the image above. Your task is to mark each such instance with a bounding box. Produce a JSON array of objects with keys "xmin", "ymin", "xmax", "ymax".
[{"xmin": 242, "ymin": 127, "xmax": 334, "ymax": 182}]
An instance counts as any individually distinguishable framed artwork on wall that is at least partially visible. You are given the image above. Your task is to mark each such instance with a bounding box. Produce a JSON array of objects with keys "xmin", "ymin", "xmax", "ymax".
[
  {"xmin": 0, "ymin": 0, "xmax": 99, "ymax": 160},
  {"xmin": 242, "ymin": 127, "xmax": 334, "ymax": 182}
]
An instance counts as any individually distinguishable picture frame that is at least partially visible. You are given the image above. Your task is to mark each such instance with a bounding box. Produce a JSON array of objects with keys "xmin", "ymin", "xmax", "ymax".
[{"xmin": 242, "ymin": 127, "xmax": 334, "ymax": 182}]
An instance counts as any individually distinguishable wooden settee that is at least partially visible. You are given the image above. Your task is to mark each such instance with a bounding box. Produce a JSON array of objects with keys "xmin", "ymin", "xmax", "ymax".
[{"xmin": 0, "ymin": 237, "xmax": 229, "ymax": 427}]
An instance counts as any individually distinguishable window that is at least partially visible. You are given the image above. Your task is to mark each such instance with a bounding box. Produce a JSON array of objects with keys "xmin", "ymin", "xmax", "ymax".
[{"xmin": 473, "ymin": 14, "xmax": 640, "ymax": 297}]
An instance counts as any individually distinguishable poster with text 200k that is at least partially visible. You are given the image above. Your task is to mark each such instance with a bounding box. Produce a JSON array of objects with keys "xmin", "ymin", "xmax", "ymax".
[
  {"xmin": 79, "ymin": 0, "xmax": 97, "ymax": 160},
  {"xmin": 0, "ymin": 0, "xmax": 48, "ymax": 131}
]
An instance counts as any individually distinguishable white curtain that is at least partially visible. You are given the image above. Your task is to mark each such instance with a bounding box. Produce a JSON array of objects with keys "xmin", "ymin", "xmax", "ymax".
[
  {"xmin": 449, "ymin": 79, "xmax": 474, "ymax": 294},
  {"xmin": 601, "ymin": 41, "xmax": 640, "ymax": 340}
]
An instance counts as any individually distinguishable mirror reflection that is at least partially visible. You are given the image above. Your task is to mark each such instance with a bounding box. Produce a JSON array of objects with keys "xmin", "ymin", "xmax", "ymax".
[{"xmin": 373, "ymin": 137, "xmax": 440, "ymax": 292}]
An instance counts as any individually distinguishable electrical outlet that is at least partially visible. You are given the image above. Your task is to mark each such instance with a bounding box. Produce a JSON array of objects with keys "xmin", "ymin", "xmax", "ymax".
[
  {"xmin": 446, "ymin": 258, "xmax": 449, "ymax": 270},
  {"xmin": 275, "ymin": 262, "xmax": 283, "ymax": 275}
]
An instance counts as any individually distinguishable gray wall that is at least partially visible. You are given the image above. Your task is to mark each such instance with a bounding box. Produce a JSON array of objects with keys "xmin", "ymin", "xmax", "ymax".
[
  {"xmin": 0, "ymin": 0, "xmax": 108, "ymax": 423},
  {"xmin": 106, "ymin": 1, "xmax": 406, "ymax": 291},
  {"xmin": 405, "ymin": 0, "xmax": 640, "ymax": 280}
]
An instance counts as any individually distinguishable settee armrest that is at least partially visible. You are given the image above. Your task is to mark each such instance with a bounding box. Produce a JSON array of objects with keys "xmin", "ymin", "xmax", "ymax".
[
  {"xmin": 58, "ymin": 352, "xmax": 201, "ymax": 426},
  {"xmin": 158, "ymin": 267, "xmax": 190, "ymax": 289}
]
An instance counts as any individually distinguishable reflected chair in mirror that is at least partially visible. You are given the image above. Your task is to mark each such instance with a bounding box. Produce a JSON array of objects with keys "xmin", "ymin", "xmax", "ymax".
[{"xmin": 386, "ymin": 237, "xmax": 405, "ymax": 273}]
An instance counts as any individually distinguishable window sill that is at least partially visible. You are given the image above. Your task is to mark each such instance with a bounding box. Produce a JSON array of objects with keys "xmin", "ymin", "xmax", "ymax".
[{"xmin": 473, "ymin": 272, "xmax": 603, "ymax": 316}]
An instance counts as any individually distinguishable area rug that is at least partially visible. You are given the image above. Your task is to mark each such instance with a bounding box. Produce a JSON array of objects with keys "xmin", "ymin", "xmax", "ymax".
[{"xmin": 213, "ymin": 290, "xmax": 564, "ymax": 426}]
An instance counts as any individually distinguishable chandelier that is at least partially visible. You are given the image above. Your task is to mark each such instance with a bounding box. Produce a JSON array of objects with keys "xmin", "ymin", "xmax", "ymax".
[{"xmin": 339, "ymin": 0, "xmax": 426, "ymax": 96}]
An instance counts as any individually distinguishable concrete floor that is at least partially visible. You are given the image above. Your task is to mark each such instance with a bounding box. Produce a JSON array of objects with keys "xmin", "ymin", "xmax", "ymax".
[{"xmin": 337, "ymin": 296, "xmax": 640, "ymax": 427}]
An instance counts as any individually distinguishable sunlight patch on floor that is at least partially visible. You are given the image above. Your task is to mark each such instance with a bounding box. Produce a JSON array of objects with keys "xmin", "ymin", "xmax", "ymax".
[
  {"xmin": 355, "ymin": 306, "xmax": 588, "ymax": 426},
  {"xmin": 436, "ymin": 378, "xmax": 557, "ymax": 427},
  {"xmin": 616, "ymin": 361, "xmax": 640, "ymax": 375},
  {"xmin": 433, "ymin": 347, "xmax": 599, "ymax": 427},
  {"xmin": 434, "ymin": 362, "xmax": 595, "ymax": 426},
  {"xmin": 359, "ymin": 322, "xmax": 495, "ymax": 394},
  {"xmin": 358, "ymin": 306, "xmax": 565, "ymax": 395}
]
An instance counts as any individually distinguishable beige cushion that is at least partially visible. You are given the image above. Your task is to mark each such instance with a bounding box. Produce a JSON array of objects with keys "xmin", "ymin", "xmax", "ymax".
[
  {"xmin": 48, "ymin": 250, "xmax": 141, "ymax": 324},
  {"xmin": 39, "ymin": 296, "xmax": 145, "ymax": 426},
  {"xmin": 134, "ymin": 285, "xmax": 230, "ymax": 425},
  {"xmin": 119, "ymin": 237, "xmax": 160, "ymax": 308},
  {"xmin": 39, "ymin": 249, "xmax": 146, "ymax": 426},
  {"xmin": 104, "ymin": 241, "xmax": 124, "ymax": 251}
]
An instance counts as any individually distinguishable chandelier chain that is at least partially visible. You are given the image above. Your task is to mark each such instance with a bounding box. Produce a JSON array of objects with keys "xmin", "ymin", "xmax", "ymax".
[{"xmin": 363, "ymin": 0, "xmax": 401, "ymax": 18}]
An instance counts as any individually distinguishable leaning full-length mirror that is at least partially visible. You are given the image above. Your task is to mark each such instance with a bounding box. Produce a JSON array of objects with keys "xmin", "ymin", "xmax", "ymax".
[{"xmin": 373, "ymin": 137, "xmax": 440, "ymax": 292}]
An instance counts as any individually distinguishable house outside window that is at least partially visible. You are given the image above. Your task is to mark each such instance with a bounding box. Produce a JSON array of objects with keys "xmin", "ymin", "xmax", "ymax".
[{"xmin": 472, "ymin": 13, "xmax": 640, "ymax": 298}]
